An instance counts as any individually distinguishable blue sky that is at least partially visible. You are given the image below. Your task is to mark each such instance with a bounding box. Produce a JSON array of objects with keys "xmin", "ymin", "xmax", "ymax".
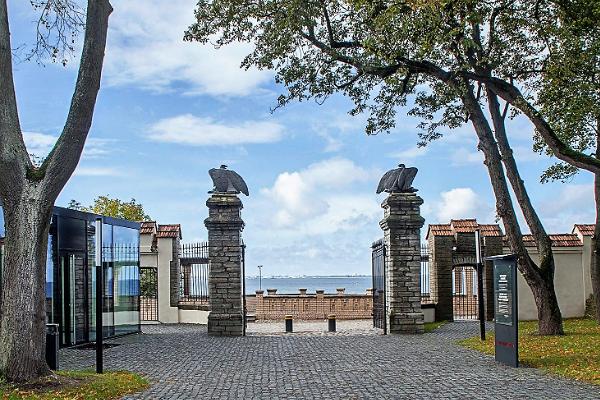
[{"xmin": 7, "ymin": 0, "xmax": 595, "ymax": 277}]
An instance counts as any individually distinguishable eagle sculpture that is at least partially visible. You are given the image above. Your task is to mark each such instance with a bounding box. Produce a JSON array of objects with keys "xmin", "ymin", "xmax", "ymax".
[
  {"xmin": 208, "ymin": 165, "xmax": 249, "ymax": 196},
  {"xmin": 376, "ymin": 164, "xmax": 418, "ymax": 194}
]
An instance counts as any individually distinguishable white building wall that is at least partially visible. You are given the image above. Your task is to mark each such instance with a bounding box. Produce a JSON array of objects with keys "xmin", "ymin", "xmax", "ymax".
[
  {"xmin": 140, "ymin": 231, "xmax": 208, "ymax": 325},
  {"xmin": 510, "ymin": 246, "xmax": 589, "ymax": 320},
  {"xmin": 156, "ymin": 237, "xmax": 179, "ymax": 324}
]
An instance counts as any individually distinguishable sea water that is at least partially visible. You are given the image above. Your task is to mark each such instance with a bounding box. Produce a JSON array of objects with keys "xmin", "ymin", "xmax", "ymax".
[{"xmin": 244, "ymin": 275, "xmax": 372, "ymax": 295}]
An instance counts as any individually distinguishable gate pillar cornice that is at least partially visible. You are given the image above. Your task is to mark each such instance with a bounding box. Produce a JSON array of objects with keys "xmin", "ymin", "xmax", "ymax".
[{"xmin": 379, "ymin": 192, "xmax": 425, "ymax": 334}]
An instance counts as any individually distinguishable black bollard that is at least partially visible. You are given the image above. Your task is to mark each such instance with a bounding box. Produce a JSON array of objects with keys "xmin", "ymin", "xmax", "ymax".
[
  {"xmin": 285, "ymin": 315, "xmax": 293, "ymax": 333},
  {"xmin": 46, "ymin": 323, "xmax": 60, "ymax": 370},
  {"xmin": 328, "ymin": 315, "xmax": 336, "ymax": 332}
]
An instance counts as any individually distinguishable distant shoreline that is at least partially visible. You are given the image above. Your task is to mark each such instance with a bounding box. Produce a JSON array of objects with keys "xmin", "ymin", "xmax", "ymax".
[
  {"xmin": 244, "ymin": 275, "xmax": 372, "ymax": 295},
  {"xmin": 245, "ymin": 274, "xmax": 371, "ymax": 279}
]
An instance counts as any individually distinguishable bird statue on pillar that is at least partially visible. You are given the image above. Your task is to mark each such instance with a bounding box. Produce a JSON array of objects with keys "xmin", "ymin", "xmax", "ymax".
[
  {"xmin": 208, "ymin": 165, "xmax": 249, "ymax": 196},
  {"xmin": 376, "ymin": 163, "xmax": 418, "ymax": 194}
]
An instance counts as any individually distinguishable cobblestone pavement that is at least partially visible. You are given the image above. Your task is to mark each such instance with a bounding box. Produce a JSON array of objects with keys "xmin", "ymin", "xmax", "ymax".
[
  {"xmin": 247, "ymin": 319, "xmax": 381, "ymax": 336},
  {"xmin": 60, "ymin": 322, "xmax": 599, "ymax": 399}
]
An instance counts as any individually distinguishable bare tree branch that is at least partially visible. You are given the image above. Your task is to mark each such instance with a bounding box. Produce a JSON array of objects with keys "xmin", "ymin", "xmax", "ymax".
[
  {"xmin": 469, "ymin": 74, "xmax": 600, "ymax": 174},
  {"xmin": 27, "ymin": 0, "xmax": 85, "ymax": 65}
]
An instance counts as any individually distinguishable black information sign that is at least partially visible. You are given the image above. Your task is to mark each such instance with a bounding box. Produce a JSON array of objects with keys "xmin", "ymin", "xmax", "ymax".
[{"xmin": 486, "ymin": 254, "xmax": 519, "ymax": 368}]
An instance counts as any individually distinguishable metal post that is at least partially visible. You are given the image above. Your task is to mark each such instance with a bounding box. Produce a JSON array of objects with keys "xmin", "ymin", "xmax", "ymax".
[
  {"xmin": 45, "ymin": 323, "xmax": 60, "ymax": 370},
  {"xmin": 475, "ymin": 230, "xmax": 486, "ymax": 341},
  {"xmin": 328, "ymin": 315, "xmax": 336, "ymax": 332},
  {"xmin": 242, "ymin": 243, "xmax": 247, "ymax": 337},
  {"xmin": 258, "ymin": 265, "xmax": 262, "ymax": 291},
  {"xmin": 95, "ymin": 218, "xmax": 103, "ymax": 373}
]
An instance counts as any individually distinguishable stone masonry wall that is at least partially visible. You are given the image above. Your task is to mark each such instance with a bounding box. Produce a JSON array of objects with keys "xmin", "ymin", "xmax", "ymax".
[
  {"xmin": 205, "ymin": 194, "xmax": 244, "ymax": 336},
  {"xmin": 429, "ymin": 228, "xmax": 504, "ymax": 322},
  {"xmin": 170, "ymin": 236, "xmax": 180, "ymax": 308},
  {"xmin": 428, "ymin": 235, "xmax": 453, "ymax": 322},
  {"xmin": 380, "ymin": 193, "xmax": 425, "ymax": 334}
]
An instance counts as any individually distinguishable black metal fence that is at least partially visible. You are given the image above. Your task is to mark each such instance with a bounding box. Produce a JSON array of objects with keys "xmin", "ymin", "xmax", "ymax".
[
  {"xmin": 180, "ymin": 263, "xmax": 210, "ymax": 304},
  {"xmin": 180, "ymin": 242, "xmax": 209, "ymax": 262},
  {"xmin": 179, "ymin": 242, "xmax": 210, "ymax": 306}
]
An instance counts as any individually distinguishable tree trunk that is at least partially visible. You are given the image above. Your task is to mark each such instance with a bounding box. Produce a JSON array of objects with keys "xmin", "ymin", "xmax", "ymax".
[
  {"xmin": 0, "ymin": 188, "xmax": 53, "ymax": 382},
  {"xmin": 486, "ymin": 88, "xmax": 563, "ymax": 335},
  {"xmin": 592, "ymin": 166, "xmax": 600, "ymax": 323},
  {"xmin": 526, "ymin": 261, "xmax": 564, "ymax": 335},
  {"xmin": 0, "ymin": 0, "xmax": 111, "ymax": 382},
  {"xmin": 458, "ymin": 81, "xmax": 564, "ymax": 334}
]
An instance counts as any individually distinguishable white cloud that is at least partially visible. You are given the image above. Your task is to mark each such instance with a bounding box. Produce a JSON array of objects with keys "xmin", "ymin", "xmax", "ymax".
[
  {"xmin": 260, "ymin": 158, "xmax": 376, "ymax": 229},
  {"xmin": 387, "ymin": 145, "xmax": 428, "ymax": 160},
  {"xmin": 147, "ymin": 114, "xmax": 284, "ymax": 146},
  {"xmin": 434, "ymin": 187, "xmax": 494, "ymax": 222},
  {"xmin": 450, "ymin": 147, "xmax": 484, "ymax": 166},
  {"xmin": 23, "ymin": 132, "xmax": 56, "ymax": 157},
  {"xmin": 512, "ymin": 145, "xmax": 543, "ymax": 163},
  {"xmin": 538, "ymin": 184, "xmax": 595, "ymax": 232},
  {"xmin": 74, "ymin": 167, "xmax": 122, "ymax": 177},
  {"xmin": 23, "ymin": 132, "xmax": 113, "ymax": 161},
  {"xmin": 104, "ymin": 0, "xmax": 272, "ymax": 96},
  {"xmin": 309, "ymin": 114, "xmax": 366, "ymax": 152}
]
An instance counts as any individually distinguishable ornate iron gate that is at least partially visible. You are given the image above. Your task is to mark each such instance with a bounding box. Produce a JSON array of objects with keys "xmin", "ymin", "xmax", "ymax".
[
  {"xmin": 372, "ymin": 238, "xmax": 386, "ymax": 334},
  {"xmin": 452, "ymin": 265, "xmax": 479, "ymax": 320},
  {"xmin": 140, "ymin": 267, "xmax": 158, "ymax": 321}
]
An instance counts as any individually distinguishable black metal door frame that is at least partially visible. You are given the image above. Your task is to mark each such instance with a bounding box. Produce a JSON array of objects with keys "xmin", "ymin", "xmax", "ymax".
[
  {"xmin": 241, "ymin": 242, "xmax": 246, "ymax": 336},
  {"xmin": 372, "ymin": 239, "xmax": 386, "ymax": 334},
  {"xmin": 59, "ymin": 250, "xmax": 86, "ymax": 346}
]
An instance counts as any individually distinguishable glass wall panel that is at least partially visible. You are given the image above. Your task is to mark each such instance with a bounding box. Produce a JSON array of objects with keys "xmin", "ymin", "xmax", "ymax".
[
  {"xmin": 0, "ymin": 206, "xmax": 140, "ymax": 346},
  {"xmin": 113, "ymin": 225, "xmax": 140, "ymax": 335},
  {"xmin": 102, "ymin": 223, "xmax": 115, "ymax": 338},
  {"xmin": 0, "ymin": 206, "xmax": 5, "ymax": 237},
  {"xmin": 58, "ymin": 216, "xmax": 86, "ymax": 251},
  {"xmin": 87, "ymin": 221, "xmax": 97, "ymax": 342},
  {"xmin": 45, "ymin": 230, "xmax": 56, "ymax": 324},
  {"xmin": 0, "ymin": 207, "xmax": 3, "ymax": 299}
]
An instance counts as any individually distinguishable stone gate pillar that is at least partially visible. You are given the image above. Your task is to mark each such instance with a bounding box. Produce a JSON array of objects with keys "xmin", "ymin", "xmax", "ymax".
[
  {"xmin": 205, "ymin": 193, "xmax": 244, "ymax": 336},
  {"xmin": 380, "ymin": 193, "xmax": 425, "ymax": 334}
]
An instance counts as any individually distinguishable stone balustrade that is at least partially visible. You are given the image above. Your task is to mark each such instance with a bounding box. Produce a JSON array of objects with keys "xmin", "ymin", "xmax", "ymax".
[{"xmin": 252, "ymin": 288, "xmax": 374, "ymax": 320}]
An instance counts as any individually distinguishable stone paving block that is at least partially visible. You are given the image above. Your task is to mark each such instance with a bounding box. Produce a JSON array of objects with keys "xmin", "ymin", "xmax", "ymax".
[{"xmin": 59, "ymin": 321, "xmax": 599, "ymax": 399}]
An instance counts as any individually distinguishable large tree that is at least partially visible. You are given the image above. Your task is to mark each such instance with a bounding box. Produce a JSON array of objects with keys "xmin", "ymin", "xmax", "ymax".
[
  {"xmin": 0, "ymin": 0, "xmax": 112, "ymax": 382},
  {"xmin": 528, "ymin": 1, "xmax": 600, "ymax": 322},
  {"xmin": 186, "ymin": 0, "xmax": 566, "ymax": 334},
  {"xmin": 68, "ymin": 195, "xmax": 152, "ymax": 221}
]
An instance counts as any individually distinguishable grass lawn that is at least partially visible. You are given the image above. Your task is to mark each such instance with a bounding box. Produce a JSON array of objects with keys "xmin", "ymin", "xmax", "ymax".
[
  {"xmin": 424, "ymin": 320, "xmax": 447, "ymax": 333},
  {"xmin": 459, "ymin": 318, "xmax": 600, "ymax": 385},
  {"xmin": 0, "ymin": 370, "xmax": 148, "ymax": 400}
]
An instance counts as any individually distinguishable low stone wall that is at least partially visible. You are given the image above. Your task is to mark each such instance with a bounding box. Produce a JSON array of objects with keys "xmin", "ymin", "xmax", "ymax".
[{"xmin": 253, "ymin": 288, "xmax": 374, "ymax": 320}]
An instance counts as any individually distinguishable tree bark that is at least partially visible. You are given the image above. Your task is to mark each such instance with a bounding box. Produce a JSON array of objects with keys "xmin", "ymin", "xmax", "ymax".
[
  {"xmin": 486, "ymin": 88, "xmax": 563, "ymax": 334},
  {"xmin": 0, "ymin": 190, "xmax": 53, "ymax": 382},
  {"xmin": 461, "ymin": 82, "xmax": 563, "ymax": 334},
  {"xmin": 592, "ymin": 143, "xmax": 600, "ymax": 323},
  {"xmin": 0, "ymin": 0, "xmax": 112, "ymax": 382}
]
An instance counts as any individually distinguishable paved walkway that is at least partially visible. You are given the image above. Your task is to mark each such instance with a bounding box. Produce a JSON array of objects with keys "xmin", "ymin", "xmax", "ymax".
[
  {"xmin": 60, "ymin": 322, "xmax": 599, "ymax": 399},
  {"xmin": 247, "ymin": 319, "xmax": 381, "ymax": 336}
]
